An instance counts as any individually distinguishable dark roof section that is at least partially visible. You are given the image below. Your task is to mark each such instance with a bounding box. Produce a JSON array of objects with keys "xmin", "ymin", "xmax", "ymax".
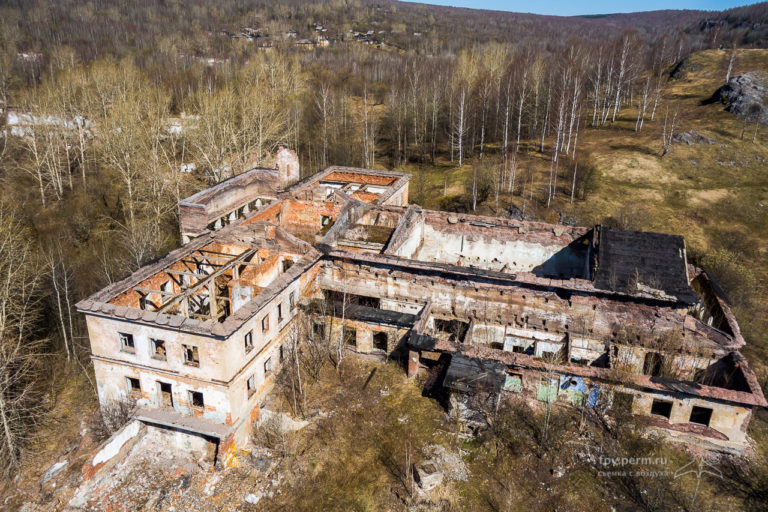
[
  {"xmin": 592, "ymin": 226, "xmax": 697, "ymax": 304},
  {"xmin": 443, "ymin": 354, "xmax": 505, "ymax": 393},
  {"xmin": 342, "ymin": 303, "xmax": 418, "ymax": 328}
]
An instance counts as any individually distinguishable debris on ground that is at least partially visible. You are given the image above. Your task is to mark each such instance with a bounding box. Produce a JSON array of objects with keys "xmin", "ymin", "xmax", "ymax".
[
  {"xmin": 423, "ymin": 444, "xmax": 470, "ymax": 482},
  {"xmin": 415, "ymin": 460, "xmax": 443, "ymax": 491}
]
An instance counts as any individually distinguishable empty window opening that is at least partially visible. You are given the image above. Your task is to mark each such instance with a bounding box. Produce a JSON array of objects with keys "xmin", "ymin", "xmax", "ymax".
[
  {"xmin": 279, "ymin": 344, "xmax": 285, "ymax": 362},
  {"xmin": 433, "ymin": 319, "xmax": 469, "ymax": 342},
  {"xmin": 159, "ymin": 382, "xmax": 174, "ymax": 408},
  {"xmin": 151, "ymin": 339, "xmax": 166, "ymax": 360},
  {"xmin": 282, "ymin": 259, "xmax": 294, "ymax": 272},
  {"xmin": 119, "ymin": 333, "xmax": 135, "ymax": 353},
  {"xmin": 312, "ymin": 321, "xmax": 325, "ymax": 340},
  {"xmin": 183, "ymin": 344, "xmax": 200, "ymax": 367},
  {"xmin": 289, "ymin": 291, "xmax": 296, "ymax": 311},
  {"xmin": 245, "ymin": 330, "xmax": 253, "ymax": 352},
  {"xmin": 262, "ymin": 314, "xmax": 270, "ymax": 332},
  {"xmin": 373, "ymin": 332, "xmax": 388, "ymax": 351},
  {"xmin": 278, "ymin": 304, "xmax": 284, "ymax": 323},
  {"xmin": 189, "ymin": 391, "xmax": 204, "ymax": 409},
  {"xmin": 321, "ymin": 215, "xmax": 332, "ymax": 226},
  {"xmin": 247, "ymin": 375, "xmax": 257, "ymax": 398},
  {"xmin": 127, "ymin": 377, "xmax": 141, "ymax": 396},
  {"xmin": 612, "ymin": 392, "xmax": 634, "ymax": 413},
  {"xmin": 540, "ymin": 350, "xmax": 559, "ymax": 361},
  {"xmin": 343, "ymin": 328, "xmax": 357, "ymax": 346},
  {"xmin": 264, "ymin": 357, "xmax": 273, "ymax": 375},
  {"xmin": 643, "ymin": 352, "xmax": 664, "ymax": 377},
  {"xmin": 324, "ymin": 290, "xmax": 379, "ymax": 310},
  {"xmin": 650, "ymin": 399, "xmax": 673, "ymax": 419},
  {"xmin": 689, "ymin": 406, "xmax": 713, "ymax": 426}
]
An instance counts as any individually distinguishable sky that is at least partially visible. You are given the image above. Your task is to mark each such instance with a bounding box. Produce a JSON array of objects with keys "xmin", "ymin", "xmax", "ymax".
[{"xmin": 400, "ymin": 0, "xmax": 758, "ymax": 16}]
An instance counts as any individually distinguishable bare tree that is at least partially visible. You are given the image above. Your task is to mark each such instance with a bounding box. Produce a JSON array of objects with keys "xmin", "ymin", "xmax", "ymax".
[
  {"xmin": 660, "ymin": 104, "xmax": 680, "ymax": 157},
  {"xmin": 611, "ymin": 32, "xmax": 635, "ymax": 124},
  {"xmin": 452, "ymin": 50, "xmax": 478, "ymax": 168},
  {"xmin": 725, "ymin": 44, "xmax": 737, "ymax": 83},
  {"xmin": 635, "ymin": 75, "xmax": 651, "ymax": 132},
  {"xmin": 0, "ymin": 202, "xmax": 46, "ymax": 476}
]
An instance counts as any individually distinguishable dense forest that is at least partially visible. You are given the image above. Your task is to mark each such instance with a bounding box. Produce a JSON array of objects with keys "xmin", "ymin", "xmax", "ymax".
[{"xmin": 2, "ymin": 0, "xmax": 768, "ymax": 508}]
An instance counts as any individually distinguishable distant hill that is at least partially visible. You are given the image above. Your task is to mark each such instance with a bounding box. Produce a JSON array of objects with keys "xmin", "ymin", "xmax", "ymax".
[{"xmin": 2, "ymin": 0, "xmax": 766, "ymax": 61}]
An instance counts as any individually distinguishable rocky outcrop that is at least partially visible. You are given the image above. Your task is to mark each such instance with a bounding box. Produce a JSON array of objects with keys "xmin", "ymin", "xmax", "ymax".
[
  {"xmin": 673, "ymin": 130, "xmax": 715, "ymax": 145},
  {"xmin": 709, "ymin": 72, "xmax": 768, "ymax": 122}
]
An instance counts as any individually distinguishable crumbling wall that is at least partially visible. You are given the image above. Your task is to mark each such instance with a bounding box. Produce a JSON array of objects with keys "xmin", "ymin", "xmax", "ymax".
[
  {"xmin": 319, "ymin": 258, "xmax": 689, "ymax": 353},
  {"xmin": 413, "ymin": 223, "xmax": 587, "ymax": 277},
  {"xmin": 86, "ymin": 315, "xmax": 241, "ymax": 385},
  {"xmin": 325, "ymin": 317, "xmax": 409, "ymax": 354},
  {"xmin": 81, "ymin": 420, "xmax": 146, "ymax": 481},
  {"xmin": 632, "ymin": 391, "xmax": 751, "ymax": 448},
  {"xmin": 179, "ymin": 168, "xmax": 278, "ymax": 238},
  {"xmin": 276, "ymin": 146, "xmax": 300, "ymax": 187}
]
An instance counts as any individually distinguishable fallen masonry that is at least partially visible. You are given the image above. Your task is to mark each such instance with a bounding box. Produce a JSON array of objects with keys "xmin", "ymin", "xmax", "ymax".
[{"xmin": 77, "ymin": 150, "xmax": 766, "ymax": 470}]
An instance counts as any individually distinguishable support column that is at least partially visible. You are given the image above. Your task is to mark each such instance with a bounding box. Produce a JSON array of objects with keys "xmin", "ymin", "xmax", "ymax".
[{"xmin": 208, "ymin": 282, "xmax": 217, "ymax": 318}]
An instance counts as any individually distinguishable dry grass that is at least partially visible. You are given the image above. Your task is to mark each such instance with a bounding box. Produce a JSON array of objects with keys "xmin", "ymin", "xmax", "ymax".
[{"xmin": 259, "ymin": 355, "xmax": 461, "ymax": 511}]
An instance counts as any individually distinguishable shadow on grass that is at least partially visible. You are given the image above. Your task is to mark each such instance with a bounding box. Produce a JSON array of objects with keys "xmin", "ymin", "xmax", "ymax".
[{"xmin": 608, "ymin": 143, "xmax": 658, "ymax": 156}]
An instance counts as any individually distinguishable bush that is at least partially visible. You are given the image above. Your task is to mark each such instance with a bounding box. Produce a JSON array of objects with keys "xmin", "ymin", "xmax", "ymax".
[
  {"xmin": 89, "ymin": 398, "xmax": 137, "ymax": 441},
  {"xmin": 573, "ymin": 157, "xmax": 601, "ymax": 201}
]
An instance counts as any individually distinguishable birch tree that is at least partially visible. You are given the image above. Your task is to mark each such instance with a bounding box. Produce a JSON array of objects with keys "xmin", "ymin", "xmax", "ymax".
[
  {"xmin": 452, "ymin": 50, "xmax": 478, "ymax": 168},
  {"xmin": 611, "ymin": 32, "xmax": 634, "ymax": 123},
  {"xmin": 0, "ymin": 202, "xmax": 46, "ymax": 477},
  {"xmin": 661, "ymin": 104, "xmax": 680, "ymax": 157}
]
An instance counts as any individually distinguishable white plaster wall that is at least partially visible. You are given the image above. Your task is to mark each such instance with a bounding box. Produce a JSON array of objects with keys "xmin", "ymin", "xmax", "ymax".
[
  {"xmin": 392, "ymin": 216, "xmax": 424, "ymax": 258},
  {"xmin": 535, "ymin": 341, "xmax": 564, "ymax": 357},
  {"xmin": 412, "ymin": 224, "xmax": 584, "ymax": 276},
  {"xmin": 93, "ymin": 359, "xmax": 232, "ymax": 423},
  {"xmin": 632, "ymin": 391, "xmax": 749, "ymax": 445},
  {"xmin": 229, "ymin": 276, "xmax": 303, "ymax": 372},
  {"xmin": 470, "ymin": 324, "xmax": 506, "ymax": 346},
  {"xmin": 86, "ymin": 315, "xmax": 238, "ymax": 382},
  {"xmin": 380, "ymin": 298, "xmax": 423, "ymax": 314},
  {"xmin": 227, "ymin": 329, "xmax": 287, "ymax": 425},
  {"xmin": 92, "ymin": 420, "xmax": 142, "ymax": 466}
]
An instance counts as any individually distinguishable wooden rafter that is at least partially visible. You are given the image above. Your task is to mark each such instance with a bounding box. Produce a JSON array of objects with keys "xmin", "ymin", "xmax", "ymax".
[{"xmin": 157, "ymin": 248, "xmax": 256, "ymax": 314}]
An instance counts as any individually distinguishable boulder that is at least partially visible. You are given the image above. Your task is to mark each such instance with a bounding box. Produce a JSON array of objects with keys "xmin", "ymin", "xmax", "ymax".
[
  {"xmin": 42, "ymin": 461, "xmax": 68, "ymax": 485},
  {"xmin": 673, "ymin": 130, "xmax": 715, "ymax": 145},
  {"xmin": 709, "ymin": 72, "xmax": 768, "ymax": 123}
]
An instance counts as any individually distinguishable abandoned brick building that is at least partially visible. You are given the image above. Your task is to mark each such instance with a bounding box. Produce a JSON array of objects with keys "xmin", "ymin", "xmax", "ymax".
[{"xmin": 77, "ymin": 149, "xmax": 765, "ymax": 462}]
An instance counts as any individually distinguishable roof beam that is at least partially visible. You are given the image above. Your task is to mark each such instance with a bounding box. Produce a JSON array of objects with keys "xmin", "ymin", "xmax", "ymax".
[{"xmin": 157, "ymin": 248, "xmax": 257, "ymax": 314}]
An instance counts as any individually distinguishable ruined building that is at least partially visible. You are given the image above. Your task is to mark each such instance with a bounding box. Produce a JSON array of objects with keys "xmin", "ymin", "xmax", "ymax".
[{"xmin": 78, "ymin": 151, "xmax": 765, "ymax": 462}]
